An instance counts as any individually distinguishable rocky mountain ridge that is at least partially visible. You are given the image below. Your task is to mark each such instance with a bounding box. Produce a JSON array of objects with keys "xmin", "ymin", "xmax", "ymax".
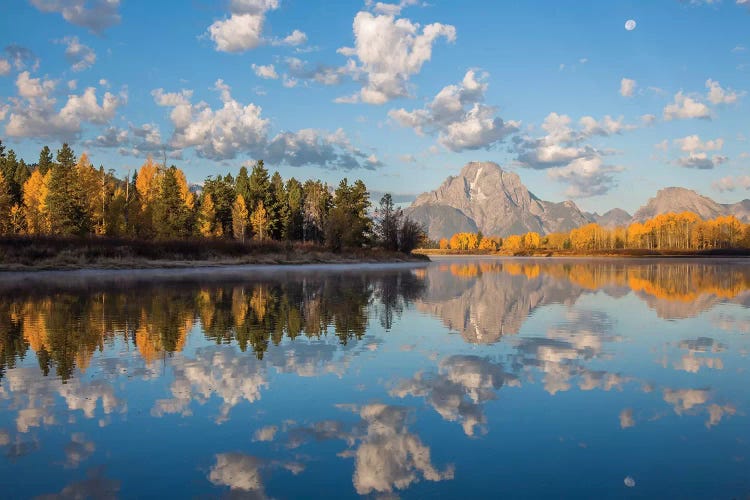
[{"xmin": 405, "ymin": 162, "xmax": 749, "ymax": 241}]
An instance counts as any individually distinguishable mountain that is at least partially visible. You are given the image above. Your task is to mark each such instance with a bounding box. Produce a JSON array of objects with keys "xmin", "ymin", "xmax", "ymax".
[
  {"xmin": 406, "ymin": 161, "xmax": 591, "ymax": 240},
  {"xmin": 631, "ymin": 187, "xmax": 750, "ymax": 223},
  {"xmin": 586, "ymin": 208, "xmax": 632, "ymax": 229}
]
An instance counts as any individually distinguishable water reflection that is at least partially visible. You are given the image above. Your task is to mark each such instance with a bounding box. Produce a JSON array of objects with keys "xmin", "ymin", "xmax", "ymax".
[{"xmin": 0, "ymin": 259, "xmax": 749, "ymax": 497}]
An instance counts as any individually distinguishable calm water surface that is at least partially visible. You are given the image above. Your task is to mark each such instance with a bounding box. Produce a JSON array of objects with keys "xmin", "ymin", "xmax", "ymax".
[{"xmin": 1, "ymin": 257, "xmax": 749, "ymax": 498}]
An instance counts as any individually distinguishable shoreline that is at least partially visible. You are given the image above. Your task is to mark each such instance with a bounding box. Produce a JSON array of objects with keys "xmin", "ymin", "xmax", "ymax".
[
  {"xmin": 0, "ymin": 253, "xmax": 430, "ymax": 273},
  {"xmin": 414, "ymin": 249, "xmax": 750, "ymax": 259}
]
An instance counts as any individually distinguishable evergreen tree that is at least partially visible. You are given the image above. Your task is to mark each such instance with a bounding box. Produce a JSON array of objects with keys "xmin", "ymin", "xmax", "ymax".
[
  {"xmin": 302, "ymin": 179, "xmax": 331, "ymax": 243},
  {"xmin": 269, "ymin": 171, "xmax": 285, "ymax": 239},
  {"xmin": 236, "ymin": 166, "xmax": 251, "ymax": 203},
  {"xmin": 374, "ymin": 193, "xmax": 402, "ymax": 251},
  {"xmin": 0, "ymin": 172, "xmax": 13, "ymax": 235},
  {"xmin": 46, "ymin": 144, "xmax": 92, "ymax": 235},
  {"xmin": 38, "ymin": 146, "xmax": 54, "ymax": 175},
  {"xmin": 203, "ymin": 174, "xmax": 235, "ymax": 236},
  {"xmin": 326, "ymin": 178, "xmax": 371, "ymax": 249},
  {"xmin": 154, "ymin": 166, "xmax": 190, "ymax": 238},
  {"xmin": 285, "ymin": 177, "xmax": 304, "ymax": 241},
  {"xmin": 247, "ymin": 160, "xmax": 270, "ymax": 213}
]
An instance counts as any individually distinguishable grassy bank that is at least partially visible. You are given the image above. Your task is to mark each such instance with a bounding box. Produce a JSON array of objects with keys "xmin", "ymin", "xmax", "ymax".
[
  {"xmin": 414, "ymin": 248, "xmax": 750, "ymax": 258},
  {"xmin": 0, "ymin": 236, "xmax": 429, "ymax": 271}
]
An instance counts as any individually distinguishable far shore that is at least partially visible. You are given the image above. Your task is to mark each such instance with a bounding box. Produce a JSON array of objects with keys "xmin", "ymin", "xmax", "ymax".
[
  {"xmin": 414, "ymin": 248, "xmax": 750, "ymax": 258},
  {"xmin": 0, "ymin": 236, "xmax": 429, "ymax": 272}
]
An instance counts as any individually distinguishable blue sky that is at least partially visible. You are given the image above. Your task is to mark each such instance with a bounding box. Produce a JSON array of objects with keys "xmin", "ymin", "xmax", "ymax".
[{"xmin": 0, "ymin": 0, "xmax": 748, "ymax": 213}]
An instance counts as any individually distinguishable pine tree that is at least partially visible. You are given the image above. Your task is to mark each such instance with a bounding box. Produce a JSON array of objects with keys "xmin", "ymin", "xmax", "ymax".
[
  {"xmin": 154, "ymin": 166, "xmax": 189, "ymax": 239},
  {"xmin": 0, "ymin": 172, "xmax": 13, "ymax": 235},
  {"xmin": 22, "ymin": 170, "xmax": 49, "ymax": 234},
  {"xmin": 269, "ymin": 171, "xmax": 285, "ymax": 239},
  {"xmin": 285, "ymin": 177, "xmax": 304, "ymax": 241},
  {"xmin": 248, "ymin": 160, "xmax": 270, "ymax": 214},
  {"xmin": 38, "ymin": 146, "xmax": 53, "ymax": 175},
  {"xmin": 374, "ymin": 193, "xmax": 401, "ymax": 251},
  {"xmin": 46, "ymin": 144, "xmax": 91, "ymax": 235}
]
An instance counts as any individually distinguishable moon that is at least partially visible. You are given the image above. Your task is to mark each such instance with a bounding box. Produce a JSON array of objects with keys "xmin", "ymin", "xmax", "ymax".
[{"xmin": 625, "ymin": 19, "xmax": 637, "ymax": 31}]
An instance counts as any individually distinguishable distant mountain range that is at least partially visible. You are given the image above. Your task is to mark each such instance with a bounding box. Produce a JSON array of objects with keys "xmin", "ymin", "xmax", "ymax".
[{"xmin": 405, "ymin": 161, "xmax": 750, "ymax": 241}]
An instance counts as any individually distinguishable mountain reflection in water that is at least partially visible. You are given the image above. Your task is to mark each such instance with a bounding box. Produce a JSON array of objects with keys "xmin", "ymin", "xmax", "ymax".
[{"xmin": 1, "ymin": 258, "xmax": 749, "ymax": 498}]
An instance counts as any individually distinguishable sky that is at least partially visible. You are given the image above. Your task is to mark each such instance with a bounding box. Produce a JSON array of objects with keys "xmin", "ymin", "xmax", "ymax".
[{"xmin": 0, "ymin": 0, "xmax": 749, "ymax": 213}]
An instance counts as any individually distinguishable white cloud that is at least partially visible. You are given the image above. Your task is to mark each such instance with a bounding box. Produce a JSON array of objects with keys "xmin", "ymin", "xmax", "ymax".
[
  {"xmin": 3, "ymin": 45, "xmax": 39, "ymax": 72},
  {"xmin": 60, "ymin": 36, "xmax": 96, "ymax": 72},
  {"xmin": 209, "ymin": 453, "xmax": 266, "ymax": 494},
  {"xmin": 5, "ymin": 71, "xmax": 124, "ymax": 140},
  {"xmin": 29, "ymin": 0, "xmax": 121, "ymax": 34},
  {"xmin": 154, "ymin": 79, "xmax": 268, "ymax": 160},
  {"xmin": 271, "ymin": 29, "xmax": 308, "ymax": 46},
  {"xmin": 252, "ymin": 63, "xmax": 279, "ymax": 79},
  {"xmin": 208, "ymin": 13, "xmax": 265, "ymax": 52},
  {"xmin": 705, "ymin": 78, "xmax": 742, "ymax": 104},
  {"xmin": 620, "ymin": 78, "xmax": 636, "ymax": 97},
  {"xmin": 337, "ymin": 11, "xmax": 455, "ymax": 104},
  {"xmin": 673, "ymin": 134, "xmax": 727, "ymax": 169},
  {"xmin": 389, "ymin": 70, "xmax": 518, "ymax": 151},
  {"xmin": 154, "ymin": 81, "xmax": 378, "ymax": 168},
  {"xmin": 641, "ymin": 114, "xmax": 657, "ymax": 126},
  {"xmin": 547, "ymin": 156, "xmax": 624, "ymax": 198},
  {"xmin": 512, "ymin": 111, "xmax": 631, "ymax": 197},
  {"xmin": 674, "ymin": 134, "xmax": 724, "ymax": 153},
  {"xmin": 253, "ymin": 425, "xmax": 278, "ymax": 442},
  {"xmin": 713, "ymin": 175, "xmax": 750, "ymax": 192},
  {"xmin": 0, "ymin": 59, "xmax": 9, "ymax": 76},
  {"xmin": 367, "ymin": 0, "xmax": 421, "ymax": 16},
  {"xmin": 676, "ymin": 152, "xmax": 728, "ymax": 169},
  {"xmin": 207, "ymin": 0, "xmax": 304, "ymax": 53},
  {"xmin": 663, "ymin": 91, "xmax": 711, "ymax": 120}
]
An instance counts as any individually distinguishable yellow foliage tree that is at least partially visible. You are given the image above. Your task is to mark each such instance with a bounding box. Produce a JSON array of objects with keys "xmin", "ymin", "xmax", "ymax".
[
  {"xmin": 250, "ymin": 200, "xmax": 270, "ymax": 240},
  {"xmin": 22, "ymin": 169, "xmax": 50, "ymax": 234}
]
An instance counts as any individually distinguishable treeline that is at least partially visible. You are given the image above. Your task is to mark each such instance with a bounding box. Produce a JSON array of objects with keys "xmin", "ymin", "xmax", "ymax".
[
  {"xmin": 437, "ymin": 212, "xmax": 750, "ymax": 252},
  {"xmin": 0, "ymin": 141, "xmax": 424, "ymax": 253}
]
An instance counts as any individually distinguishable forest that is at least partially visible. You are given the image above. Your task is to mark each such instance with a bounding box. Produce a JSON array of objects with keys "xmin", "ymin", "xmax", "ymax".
[
  {"xmin": 0, "ymin": 141, "xmax": 423, "ymax": 255},
  {"xmin": 437, "ymin": 212, "xmax": 750, "ymax": 253}
]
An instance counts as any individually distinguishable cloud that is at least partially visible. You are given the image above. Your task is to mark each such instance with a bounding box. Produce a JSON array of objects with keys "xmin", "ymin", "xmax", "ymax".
[
  {"xmin": 367, "ymin": 0, "xmax": 422, "ymax": 16},
  {"xmin": 153, "ymin": 79, "xmax": 268, "ymax": 160},
  {"xmin": 547, "ymin": 156, "xmax": 625, "ymax": 197},
  {"xmin": 663, "ymin": 91, "xmax": 711, "ymax": 120},
  {"xmin": 337, "ymin": 11, "xmax": 456, "ymax": 104},
  {"xmin": 271, "ymin": 29, "xmax": 308, "ymax": 47},
  {"xmin": 284, "ymin": 57, "xmax": 351, "ymax": 86},
  {"xmin": 209, "ymin": 453, "xmax": 266, "ymax": 494},
  {"xmin": 391, "ymin": 355, "xmax": 518, "ymax": 436},
  {"xmin": 252, "ymin": 63, "xmax": 279, "ymax": 79},
  {"xmin": 3, "ymin": 45, "xmax": 39, "ymax": 72},
  {"xmin": 511, "ymin": 111, "xmax": 630, "ymax": 197},
  {"xmin": 619, "ymin": 408, "xmax": 635, "ymax": 429},
  {"xmin": 29, "ymin": 0, "xmax": 121, "ymax": 34},
  {"xmin": 5, "ymin": 71, "xmax": 124, "ymax": 140},
  {"xmin": 672, "ymin": 134, "xmax": 727, "ymax": 169},
  {"xmin": 389, "ymin": 70, "xmax": 518, "ymax": 151},
  {"xmin": 253, "ymin": 425, "xmax": 278, "ymax": 442},
  {"xmin": 154, "ymin": 81, "xmax": 378, "ymax": 168},
  {"xmin": 207, "ymin": 0, "xmax": 304, "ymax": 53},
  {"xmin": 620, "ymin": 78, "xmax": 636, "ymax": 97},
  {"xmin": 712, "ymin": 175, "xmax": 750, "ymax": 192},
  {"xmin": 674, "ymin": 134, "xmax": 724, "ymax": 153},
  {"xmin": 0, "ymin": 59, "xmax": 10, "ymax": 76},
  {"xmin": 60, "ymin": 36, "xmax": 96, "ymax": 72},
  {"xmin": 663, "ymin": 388, "xmax": 709, "ymax": 414},
  {"xmin": 705, "ymin": 79, "xmax": 742, "ymax": 105},
  {"xmin": 266, "ymin": 128, "xmax": 378, "ymax": 170},
  {"xmin": 344, "ymin": 404, "xmax": 455, "ymax": 495}
]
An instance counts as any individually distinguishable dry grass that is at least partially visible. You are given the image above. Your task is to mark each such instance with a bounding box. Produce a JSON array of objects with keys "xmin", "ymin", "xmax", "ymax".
[{"xmin": 0, "ymin": 236, "xmax": 429, "ymax": 271}]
